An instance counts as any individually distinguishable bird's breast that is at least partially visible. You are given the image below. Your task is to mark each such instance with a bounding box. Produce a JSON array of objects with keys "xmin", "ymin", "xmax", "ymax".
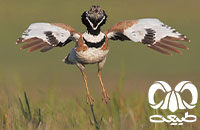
[
  {"xmin": 75, "ymin": 47, "xmax": 109, "ymax": 64},
  {"xmin": 74, "ymin": 32, "xmax": 109, "ymax": 64},
  {"xmin": 82, "ymin": 32, "xmax": 106, "ymax": 48}
]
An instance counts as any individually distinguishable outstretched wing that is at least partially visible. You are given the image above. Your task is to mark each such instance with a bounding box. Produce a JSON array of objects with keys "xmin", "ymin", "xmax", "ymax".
[
  {"xmin": 105, "ymin": 18, "xmax": 190, "ymax": 55},
  {"xmin": 16, "ymin": 23, "xmax": 80, "ymax": 52}
]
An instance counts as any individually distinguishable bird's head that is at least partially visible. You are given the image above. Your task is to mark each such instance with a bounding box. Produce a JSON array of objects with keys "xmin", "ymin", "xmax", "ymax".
[{"xmin": 81, "ymin": 5, "xmax": 107, "ymax": 33}]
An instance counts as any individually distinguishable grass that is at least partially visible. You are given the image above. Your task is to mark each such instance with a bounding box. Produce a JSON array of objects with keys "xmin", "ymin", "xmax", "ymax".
[
  {"xmin": 0, "ymin": 74, "xmax": 200, "ymax": 130},
  {"xmin": 19, "ymin": 92, "xmax": 42, "ymax": 127}
]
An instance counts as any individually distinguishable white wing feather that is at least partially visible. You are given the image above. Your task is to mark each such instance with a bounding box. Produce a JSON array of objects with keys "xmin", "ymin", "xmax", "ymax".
[
  {"xmin": 22, "ymin": 23, "xmax": 71, "ymax": 44},
  {"xmin": 107, "ymin": 18, "xmax": 189, "ymax": 55},
  {"xmin": 16, "ymin": 23, "xmax": 79, "ymax": 52},
  {"xmin": 124, "ymin": 18, "xmax": 183, "ymax": 43}
]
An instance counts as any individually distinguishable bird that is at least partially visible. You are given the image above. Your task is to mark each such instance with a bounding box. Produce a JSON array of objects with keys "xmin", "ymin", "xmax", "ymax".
[{"xmin": 16, "ymin": 5, "xmax": 190, "ymax": 105}]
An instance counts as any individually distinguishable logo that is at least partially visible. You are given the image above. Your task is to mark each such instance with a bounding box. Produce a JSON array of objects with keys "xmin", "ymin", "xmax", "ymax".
[{"xmin": 148, "ymin": 81, "xmax": 198, "ymax": 125}]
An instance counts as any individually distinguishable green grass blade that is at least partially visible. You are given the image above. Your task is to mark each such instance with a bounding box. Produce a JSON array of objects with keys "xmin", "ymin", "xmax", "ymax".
[
  {"xmin": 19, "ymin": 97, "xmax": 28, "ymax": 119},
  {"xmin": 24, "ymin": 92, "xmax": 32, "ymax": 120}
]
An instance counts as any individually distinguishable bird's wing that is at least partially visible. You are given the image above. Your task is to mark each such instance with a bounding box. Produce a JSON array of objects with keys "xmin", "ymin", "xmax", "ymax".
[
  {"xmin": 105, "ymin": 18, "xmax": 190, "ymax": 55},
  {"xmin": 16, "ymin": 23, "xmax": 81, "ymax": 52}
]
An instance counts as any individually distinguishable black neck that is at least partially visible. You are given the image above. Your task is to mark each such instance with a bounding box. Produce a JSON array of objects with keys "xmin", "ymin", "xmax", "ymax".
[
  {"xmin": 83, "ymin": 36, "xmax": 106, "ymax": 48},
  {"xmin": 87, "ymin": 27, "xmax": 101, "ymax": 35}
]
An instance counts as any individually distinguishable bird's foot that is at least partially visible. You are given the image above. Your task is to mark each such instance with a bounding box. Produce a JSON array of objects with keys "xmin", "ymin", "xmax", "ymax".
[
  {"xmin": 86, "ymin": 94, "xmax": 94, "ymax": 105},
  {"xmin": 102, "ymin": 90, "xmax": 110, "ymax": 104}
]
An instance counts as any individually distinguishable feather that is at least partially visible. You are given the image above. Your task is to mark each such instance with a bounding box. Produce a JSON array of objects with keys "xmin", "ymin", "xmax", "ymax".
[
  {"xmin": 40, "ymin": 46, "xmax": 54, "ymax": 52},
  {"xmin": 28, "ymin": 42, "xmax": 48, "ymax": 52},
  {"xmin": 155, "ymin": 42, "xmax": 183, "ymax": 54},
  {"xmin": 20, "ymin": 39, "xmax": 43, "ymax": 49},
  {"xmin": 148, "ymin": 45, "xmax": 172, "ymax": 55},
  {"xmin": 16, "ymin": 22, "xmax": 80, "ymax": 53},
  {"xmin": 161, "ymin": 39, "xmax": 189, "ymax": 50},
  {"xmin": 106, "ymin": 18, "xmax": 189, "ymax": 55}
]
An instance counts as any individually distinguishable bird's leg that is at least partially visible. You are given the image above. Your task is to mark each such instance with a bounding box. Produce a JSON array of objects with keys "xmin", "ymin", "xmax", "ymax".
[
  {"xmin": 97, "ymin": 58, "xmax": 110, "ymax": 103},
  {"xmin": 81, "ymin": 70, "xmax": 94, "ymax": 105},
  {"xmin": 98, "ymin": 70, "xmax": 110, "ymax": 103},
  {"xmin": 76, "ymin": 63, "xmax": 94, "ymax": 105}
]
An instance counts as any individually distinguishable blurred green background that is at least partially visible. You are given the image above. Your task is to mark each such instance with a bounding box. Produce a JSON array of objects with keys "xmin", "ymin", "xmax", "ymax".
[
  {"xmin": 1, "ymin": 0, "xmax": 199, "ymax": 93},
  {"xmin": 0, "ymin": 0, "xmax": 199, "ymax": 129}
]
